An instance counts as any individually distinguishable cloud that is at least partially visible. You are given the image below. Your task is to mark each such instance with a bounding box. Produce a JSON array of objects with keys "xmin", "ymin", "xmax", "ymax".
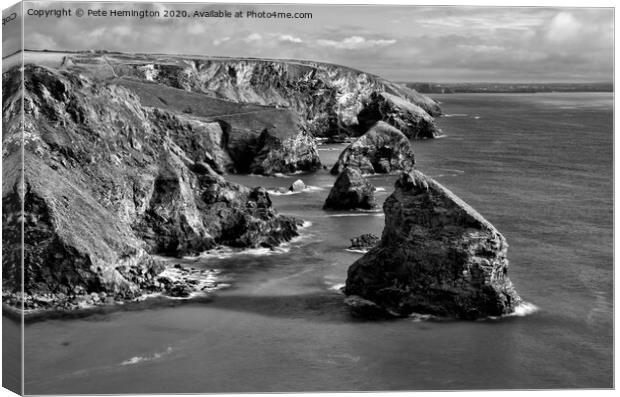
[
  {"xmin": 316, "ymin": 36, "xmax": 396, "ymax": 50},
  {"xmin": 545, "ymin": 12, "xmax": 581, "ymax": 43},
  {"xmin": 187, "ymin": 23, "xmax": 206, "ymax": 35},
  {"xmin": 244, "ymin": 33, "xmax": 262, "ymax": 42},
  {"xmin": 213, "ymin": 37, "xmax": 231, "ymax": 46},
  {"xmin": 457, "ymin": 44, "xmax": 505, "ymax": 53},
  {"xmin": 278, "ymin": 34, "xmax": 303, "ymax": 44},
  {"xmin": 27, "ymin": 33, "xmax": 58, "ymax": 50}
]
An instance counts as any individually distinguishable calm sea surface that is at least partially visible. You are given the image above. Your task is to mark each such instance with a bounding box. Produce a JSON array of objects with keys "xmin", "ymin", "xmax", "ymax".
[{"xmin": 16, "ymin": 93, "xmax": 613, "ymax": 393}]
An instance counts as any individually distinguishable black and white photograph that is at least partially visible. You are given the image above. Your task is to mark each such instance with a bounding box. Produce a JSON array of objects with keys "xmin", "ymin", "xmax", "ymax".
[{"xmin": 1, "ymin": 0, "xmax": 615, "ymax": 394}]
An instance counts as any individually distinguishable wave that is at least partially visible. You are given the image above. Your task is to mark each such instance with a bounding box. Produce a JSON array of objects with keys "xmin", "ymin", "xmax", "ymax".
[
  {"xmin": 318, "ymin": 148, "xmax": 343, "ymax": 151},
  {"xmin": 120, "ymin": 347, "xmax": 173, "ymax": 366},
  {"xmin": 443, "ymin": 113, "xmax": 469, "ymax": 117},
  {"xmin": 508, "ymin": 302, "xmax": 539, "ymax": 317},
  {"xmin": 327, "ymin": 282, "xmax": 345, "ymax": 294},
  {"xmin": 272, "ymin": 171, "xmax": 304, "ymax": 178},
  {"xmin": 345, "ymin": 248, "xmax": 370, "ymax": 254},
  {"xmin": 436, "ymin": 167, "xmax": 465, "ymax": 174},
  {"xmin": 474, "ymin": 116, "xmax": 481, "ymax": 119},
  {"xmin": 325, "ymin": 212, "xmax": 384, "ymax": 218},
  {"xmin": 197, "ymin": 245, "xmax": 291, "ymax": 260},
  {"xmin": 375, "ymin": 187, "xmax": 387, "ymax": 192},
  {"xmin": 267, "ymin": 185, "xmax": 325, "ymax": 196},
  {"xmin": 195, "ymin": 221, "xmax": 313, "ymax": 260}
]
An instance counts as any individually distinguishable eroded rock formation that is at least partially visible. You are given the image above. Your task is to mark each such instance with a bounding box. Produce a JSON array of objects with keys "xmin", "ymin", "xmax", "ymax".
[
  {"xmin": 348, "ymin": 234, "xmax": 380, "ymax": 252},
  {"xmin": 324, "ymin": 167, "xmax": 377, "ymax": 210},
  {"xmin": 331, "ymin": 122, "xmax": 415, "ymax": 175},
  {"xmin": 358, "ymin": 92, "xmax": 443, "ymax": 139},
  {"xmin": 345, "ymin": 171, "xmax": 522, "ymax": 319}
]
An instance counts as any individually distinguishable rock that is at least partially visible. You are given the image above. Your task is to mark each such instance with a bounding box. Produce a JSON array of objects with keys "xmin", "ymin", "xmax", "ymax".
[
  {"xmin": 289, "ymin": 179, "xmax": 306, "ymax": 192},
  {"xmin": 220, "ymin": 113, "xmax": 322, "ymax": 175},
  {"xmin": 324, "ymin": 168, "xmax": 377, "ymax": 210},
  {"xmin": 1, "ymin": 64, "xmax": 303, "ymax": 312},
  {"xmin": 348, "ymin": 234, "xmax": 380, "ymax": 251},
  {"xmin": 330, "ymin": 122, "xmax": 415, "ymax": 175},
  {"xmin": 357, "ymin": 92, "xmax": 442, "ymax": 139},
  {"xmin": 345, "ymin": 171, "xmax": 522, "ymax": 320},
  {"xmin": 166, "ymin": 283, "xmax": 193, "ymax": 298},
  {"xmin": 344, "ymin": 295, "xmax": 396, "ymax": 319}
]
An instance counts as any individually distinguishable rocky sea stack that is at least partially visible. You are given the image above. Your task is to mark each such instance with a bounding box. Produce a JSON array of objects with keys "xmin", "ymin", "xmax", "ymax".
[
  {"xmin": 357, "ymin": 92, "xmax": 443, "ymax": 139},
  {"xmin": 324, "ymin": 167, "xmax": 377, "ymax": 210},
  {"xmin": 345, "ymin": 171, "xmax": 522, "ymax": 319},
  {"xmin": 331, "ymin": 121, "xmax": 415, "ymax": 175}
]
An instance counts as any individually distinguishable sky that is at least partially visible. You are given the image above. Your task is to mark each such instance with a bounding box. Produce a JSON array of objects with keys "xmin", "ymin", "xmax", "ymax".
[{"xmin": 4, "ymin": 1, "xmax": 615, "ymax": 83}]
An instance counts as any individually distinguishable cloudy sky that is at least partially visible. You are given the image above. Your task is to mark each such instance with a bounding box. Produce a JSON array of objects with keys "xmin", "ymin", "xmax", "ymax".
[{"xmin": 8, "ymin": 1, "xmax": 615, "ymax": 82}]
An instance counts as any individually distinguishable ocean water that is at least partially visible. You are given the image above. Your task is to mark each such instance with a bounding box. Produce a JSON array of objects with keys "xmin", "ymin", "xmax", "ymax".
[{"xmin": 15, "ymin": 93, "xmax": 612, "ymax": 393}]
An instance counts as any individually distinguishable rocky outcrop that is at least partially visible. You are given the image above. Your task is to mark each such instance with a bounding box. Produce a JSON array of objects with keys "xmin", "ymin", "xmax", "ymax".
[
  {"xmin": 331, "ymin": 122, "xmax": 415, "ymax": 175},
  {"xmin": 348, "ymin": 234, "xmax": 380, "ymax": 252},
  {"xmin": 1, "ymin": 64, "xmax": 301, "ymax": 311},
  {"xmin": 345, "ymin": 171, "xmax": 522, "ymax": 319},
  {"xmin": 324, "ymin": 167, "xmax": 377, "ymax": 210},
  {"xmin": 358, "ymin": 92, "xmax": 442, "ymax": 139}
]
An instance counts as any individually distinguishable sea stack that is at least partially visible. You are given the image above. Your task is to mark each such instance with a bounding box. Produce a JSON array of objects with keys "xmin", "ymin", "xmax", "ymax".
[
  {"xmin": 344, "ymin": 171, "xmax": 522, "ymax": 319},
  {"xmin": 324, "ymin": 167, "xmax": 377, "ymax": 210},
  {"xmin": 330, "ymin": 121, "xmax": 415, "ymax": 175},
  {"xmin": 357, "ymin": 91, "xmax": 443, "ymax": 139}
]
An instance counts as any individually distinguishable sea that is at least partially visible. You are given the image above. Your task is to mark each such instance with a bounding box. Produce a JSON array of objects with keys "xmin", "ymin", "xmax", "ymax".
[{"xmin": 9, "ymin": 92, "xmax": 613, "ymax": 393}]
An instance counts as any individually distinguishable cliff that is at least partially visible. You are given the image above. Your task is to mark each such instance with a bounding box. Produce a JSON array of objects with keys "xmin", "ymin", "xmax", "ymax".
[
  {"xmin": 1, "ymin": 64, "xmax": 300, "ymax": 310},
  {"xmin": 92, "ymin": 52, "xmax": 441, "ymax": 138},
  {"xmin": 345, "ymin": 171, "xmax": 522, "ymax": 319}
]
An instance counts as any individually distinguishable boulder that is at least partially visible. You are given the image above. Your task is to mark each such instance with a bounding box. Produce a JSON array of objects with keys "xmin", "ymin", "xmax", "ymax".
[
  {"xmin": 345, "ymin": 171, "xmax": 522, "ymax": 319},
  {"xmin": 324, "ymin": 167, "xmax": 377, "ymax": 210},
  {"xmin": 331, "ymin": 121, "xmax": 415, "ymax": 175},
  {"xmin": 289, "ymin": 179, "xmax": 306, "ymax": 192}
]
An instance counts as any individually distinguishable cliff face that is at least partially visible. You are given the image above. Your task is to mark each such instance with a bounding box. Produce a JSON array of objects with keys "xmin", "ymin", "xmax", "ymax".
[
  {"xmin": 345, "ymin": 171, "xmax": 522, "ymax": 319},
  {"xmin": 105, "ymin": 54, "xmax": 441, "ymax": 139},
  {"xmin": 1, "ymin": 65, "xmax": 300, "ymax": 308}
]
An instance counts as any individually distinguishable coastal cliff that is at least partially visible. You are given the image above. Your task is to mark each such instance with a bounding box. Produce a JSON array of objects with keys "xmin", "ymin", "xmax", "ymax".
[
  {"xmin": 103, "ymin": 53, "xmax": 441, "ymax": 139},
  {"xmin": 345, "ymin": 171, "xmax": 522, "ymax": 319},
  {"xmin": 2, "ymin": 64, "xmax": 300, "ymax": 310}
]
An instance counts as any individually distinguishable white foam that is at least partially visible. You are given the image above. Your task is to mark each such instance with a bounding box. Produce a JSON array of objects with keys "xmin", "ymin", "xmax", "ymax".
[
  {"xmin": 198, "ymin": 246, "xmax": 291, "ymax": 260},
  {"xmin": 474, "ymin": 116, "xmax": 481, "ymax": 119},
  {"xmin": 327, "ymin": 283, "xmax": 346, "ymax": 293},
  {"xmin": 375, "ymin": 187, "xmax": 387, "ymax": 192},
  {"xmin": 509, "ymin": 302, "xmax": 539, "ymax": 317},
  {"xmin": 120, "ymin": 347, "xmax": 173, "ymax": 366},
  {"xmin": 443, "ymin": 113, "xmax": 468, "ymax": 117},
  {"xmin": 267, "ymin": 186, "xmax": 324, "ymax": 196},
  {"xmin": 345, "ymin": 248, "xmax": 370, "ymax": 254},
  {"xmin": 326, "ymin": 212, "xmax": 384, "ymax": 218},
  {"xmin": 267, "ymin": 189, "xmax": 299, "ymax": 196}
]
